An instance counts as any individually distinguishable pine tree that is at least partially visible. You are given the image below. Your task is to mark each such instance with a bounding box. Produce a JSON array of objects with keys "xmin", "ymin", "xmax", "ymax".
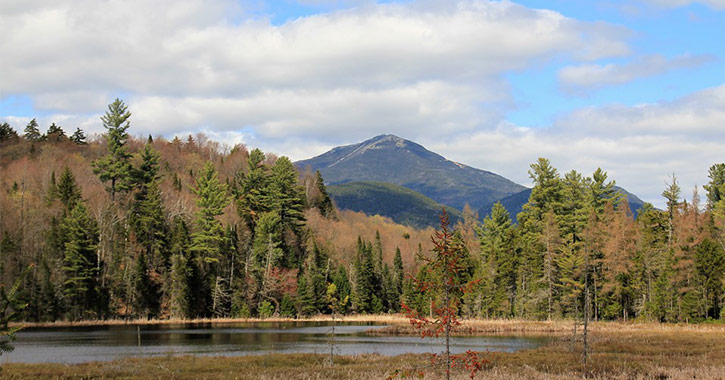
[
  {"xmin": 477, "ymin": 202, "xmax": 517, "ymax": 317},
  {"xmin": 268, "ymin": 156, "xmax": 306, "ymax": 265},
  {"xmin": 694, "ymin": 238, "xmax": 725, "ymax": 319},
  {"xmin": 46, "ymin": 123, "xmax": 66, "ymax": 142},
  {"xmin": 352, "ymin": 239, "xmax": 375, "ymax": 313},
  {"xmin": 61, "ymin": 203, "xmax": 99, "ymax": 320},
  {"xmin": 191, "ymin": 161, "xmax": 230, "ymax": 265},
  {"xmin": 0, "ymin": 122, "xmax": 19, "ymax": 142},
  {"xmin": 313, "ymin": 170, "xmax": 335, "ymax": 218},
  {"xmin": 23, "ymin": 118, "xmax": 42, "ymax": 142},
  {"xmin": 392, "ymin": 248, "xmax": 404, "ymax": 311},
  {"xmin": 168, "ymin": 253, "xmax": 191, "ymax": 319},
  {"xmin": 93, "ymin": 98, "xmax": 134, "ymax": 202},
  {"xmin": 704, "ymin": 163, "xmax": 725, "ymax": 210},
  {"xmin": 130, "ymin": 141, "xmax": 167, "ymax": 266},
  {"xmin": 70, "ymin": 128, "xmax": 87, "ymax": 145},
  {"xmin": 331, "ymin": 265, "xmax": 351, "ymax": 314},
  {"xmin": 56, "ymin": 167, "xmax": 82, "ymax": 212},
  {"xmin": 236, "ymin": 148, "xmax": 271, "ymax": 233},
  {"xmin": 130, "ymin": 252, "xmax": 152, "ymax": 318},
  {"xmin": 662, "ymin": 173, "xmax": 681, "ymax": 246}
]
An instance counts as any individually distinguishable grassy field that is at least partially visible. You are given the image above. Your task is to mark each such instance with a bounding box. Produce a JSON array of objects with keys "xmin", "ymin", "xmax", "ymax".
[{"xmin": 4, "ymin": 319, "xmax": 725, "ymax": 379}]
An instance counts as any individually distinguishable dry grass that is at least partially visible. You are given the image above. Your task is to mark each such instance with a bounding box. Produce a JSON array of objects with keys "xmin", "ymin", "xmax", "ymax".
[
  {"xmin": 12, "ymin": 314, "xmax": 409, "ymax": 329},
  {"xmin": 4, "ymin": 319, "xmax": 725, "ymax": 379}
]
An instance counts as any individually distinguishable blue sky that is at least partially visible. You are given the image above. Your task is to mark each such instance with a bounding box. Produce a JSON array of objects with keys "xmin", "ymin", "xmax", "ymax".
[{"xmin": 1, "ymin": 0, "xmax": 724, "ymax": 207}]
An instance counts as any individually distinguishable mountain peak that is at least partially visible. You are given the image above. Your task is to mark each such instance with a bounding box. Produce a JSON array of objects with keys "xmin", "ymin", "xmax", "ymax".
[{"xmin": 296, "ymin": 135, "xmax": 525, "ymax": 210}]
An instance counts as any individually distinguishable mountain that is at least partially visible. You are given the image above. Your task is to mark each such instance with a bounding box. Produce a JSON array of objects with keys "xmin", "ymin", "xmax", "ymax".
[
  {"xmin": 327, "ymin": 181, "xmax": 462, "ymax": 229},
  {"xmin": 478, "ymin": 186, "xmax": 647, "ymax": 222},
  {"xmin": 296, "ymin": 134, "xmax": 525, "ymax": 211}
]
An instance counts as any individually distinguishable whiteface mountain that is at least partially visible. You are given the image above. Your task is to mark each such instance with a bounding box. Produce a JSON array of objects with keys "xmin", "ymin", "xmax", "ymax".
[
  {"xmin": 296, "ymin": 135, "xmax": 647, "ymax": 228},
  {"xmin": 295, "ymin": 134, "xmax": 526, "ymax": 221}
]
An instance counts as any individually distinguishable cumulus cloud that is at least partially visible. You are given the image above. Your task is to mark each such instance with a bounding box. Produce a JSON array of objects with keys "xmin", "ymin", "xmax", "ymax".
[
  {"xmin": 423, "ymin": 84, "xmax": 725, "ymax": 208},
  {"xmin": 2, "ymin": 0, "xmax": 715, "ymax": 208},
  {"xmin": 1, "ymin": 0, "xmax": 629, "ymax": 136},
  {"xmin": 558, "ymin": 54, "xmax": 714, "ymax": 94}
]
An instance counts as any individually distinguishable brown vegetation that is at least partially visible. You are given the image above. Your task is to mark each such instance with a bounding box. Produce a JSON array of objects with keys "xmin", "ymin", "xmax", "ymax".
[{"xmin": 3, "ymin": 321, "xmax": 724, "ymax": 379}]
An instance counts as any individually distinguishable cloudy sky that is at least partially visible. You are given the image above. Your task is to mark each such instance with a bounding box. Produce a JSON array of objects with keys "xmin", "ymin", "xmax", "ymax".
[{"xmin": 2, "ymin": 0, "xmax": 724, "ymax": 207}]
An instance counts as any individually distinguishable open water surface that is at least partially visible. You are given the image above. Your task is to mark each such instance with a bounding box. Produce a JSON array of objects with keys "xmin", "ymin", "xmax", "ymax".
[{"xmin": 3, "ymin": 322, "xmax": 548, "ymax": 364}]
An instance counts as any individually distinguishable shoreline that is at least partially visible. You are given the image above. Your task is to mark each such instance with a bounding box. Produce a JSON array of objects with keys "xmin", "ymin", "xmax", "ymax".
[
  {"xmin": 4, "ymin": 323, "xmax": 725, "ymax": 379},
  {"xmin": 14, "ymin": 315, "xmax": 725, "ymax": 334}
]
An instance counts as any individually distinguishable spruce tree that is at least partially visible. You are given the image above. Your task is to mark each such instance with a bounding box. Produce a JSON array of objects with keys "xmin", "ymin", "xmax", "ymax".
[
  {"xmin": 0, "ymin": 122, "xmax": 19, "ymax": 142},
  {"xmin": 56, "ymin": 167, "xmax": 82, "ymax": 212},
  {"xmin": 477, "ymin": 202, "xmax": 516, "ymax": 317},
  {"xmin": 23, "ymin": 118, "xmax": 42, "ymax": 141},
  {"xmin": 61, "ymin": 203, "xmax": 99, "ymax": 320},
  {"xmin": 393, "ymin": 248, "xmax": 404, "ymax": 311},
  {"xmin": 70, "ymin": 128, "xmax": 87, "ymax": 145},
  {"xmin": 191, "ymin": 161, "xmax": 229, "ymax": 264},
  {"xmin": 236, "ymin": 148, "xmax": 271, "ymax": 233},
  {"xmin": 46, "ymin": 123, "xmax": 66, "ymax": 142},
  {"xmin": 131, "ymin": 141, "xmax": 167, "ymax": 266},
  {"xmin": 168, "ymin": 253, "xmax": 191, "ymax": 319},
  {"xmin": 313, "ymin": 170, "xmax": 335, "ymax": 218},
  {"xmin": 93, "ymin": 98, "xmax": 133, "ymax": 202}
]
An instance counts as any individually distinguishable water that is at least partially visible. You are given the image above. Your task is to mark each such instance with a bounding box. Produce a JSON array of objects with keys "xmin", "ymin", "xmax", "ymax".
[{"xmin": 3, "ymin": 322, "xmax": 547, "ymax": 364}]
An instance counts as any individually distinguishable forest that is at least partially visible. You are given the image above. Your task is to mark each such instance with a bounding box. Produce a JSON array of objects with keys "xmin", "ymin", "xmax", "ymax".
[{"xmin": 1, "ymin": 99, "xmax": 724, "ymax": 323}]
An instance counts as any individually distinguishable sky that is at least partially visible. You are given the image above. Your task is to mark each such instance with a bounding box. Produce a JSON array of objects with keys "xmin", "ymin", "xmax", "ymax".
[{"xmin": 1, "ymin": 0, "xmax": 724, "ymax": 208}]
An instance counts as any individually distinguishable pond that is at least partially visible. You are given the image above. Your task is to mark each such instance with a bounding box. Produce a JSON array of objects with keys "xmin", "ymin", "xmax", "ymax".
[{"xmin": 3, "ymin": 322, "xmax": 548, "ymax": 364}]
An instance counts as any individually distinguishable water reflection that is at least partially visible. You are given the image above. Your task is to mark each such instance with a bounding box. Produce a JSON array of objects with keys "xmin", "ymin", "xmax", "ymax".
[{"xmin": 3, "ymin": 322, "xmax": 547, "ymax": 364}]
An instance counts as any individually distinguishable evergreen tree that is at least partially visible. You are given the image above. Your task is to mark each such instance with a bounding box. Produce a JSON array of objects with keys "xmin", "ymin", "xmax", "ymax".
[
  {"xmin": 191, "ymin": 161, "xmax": 230, "ymax": 265},
  {"xmin": 694, "ymin": 238, "xmax": 725, "ymax": 319},
  {"xmin": 61, "ymin": 203, "xmax": 99, "ymax": 320},
  {"xmin": 70, "ymin": 128, "xmax": 87, "ymax": 145},
  {"xmin": 268, "ymin": 156, "xmax": 306, "ymax": 266},
  {"xmin": 477, "ymin": 202, "xmax": 517, "ymax": 317},
  {"xmin": 168, "ymin": 253, "xmax": 191, "ymax": 319},
  {"xmin": 23, "ymin": 118, "xmax": 42, "ymax": 142},
  {"xmin": 662, "ymin": 174, "xmax": 681, "ymax": 246},
  {"xmin": 331, "ymin": 265, "xmax": 351, "ymax": 314},
  {"xmin": 313, "ymin": 170, "xmax": 335, "ymax": 218},
  {"xmin": 0, "ymin": 122, "xmax": 18, "ymax": 142},
  {"xmin": 704, "ymin": 163, "xmax": 725, "ymax": 209},
  {"xmin": 130, "ymin": 252, "xmax": 153, "ymax": 318},
  {"xmin": 589, "ymin": 168, "xmax": 619, "ymax": 214},
  {"xmin": 93, "ymin": 98, "xmax": 133, "ymax": 201},
  {"xmin": 56, "ymin": 167, "xmax": 82, "ymax": 212},
  {"xmin": 352, "ymin": 239, "xmax": 375, "ymax": 313},
  {"xmin": 236, "ymin": 148, "xmax": 271, "ymax": 233},
  {"xmin": 130, "ymin": 141, "xmax": 167, "ymax": 266},
  {"xmin": 46, "ymin": 123, "xmax": 66, "ymax": 142},
  {"xmin": 392, "ymin": 248, "xmax": 404, "ymax": 311}
]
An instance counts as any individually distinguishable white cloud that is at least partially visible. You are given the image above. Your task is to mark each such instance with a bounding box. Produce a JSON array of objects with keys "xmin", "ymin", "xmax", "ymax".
[
  {"xmin": 424, "ymin": 84, "xmax": 725, "ymax": 208},
  {"xmin": 641, "ymin": 0, "xmax": 725, "ymax": 10},
  {"xmin": 1, "ymin": 0, "xmax": 628, "ymax": 133},
  {"xmin": 558, "ymin": 54, "xmax": 714, "ymax": 94}
]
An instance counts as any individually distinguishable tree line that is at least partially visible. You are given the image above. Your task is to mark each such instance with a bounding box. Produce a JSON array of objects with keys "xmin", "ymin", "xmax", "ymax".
[
  {"xmin": 0, "ymin": 99, "xmax": 407, "ymax": 321},
  {"xmin": 405, "ymin": 159, "xmax": 725, "ymax": 323},
  {"xmin": 1, "ymin": 100, "xmax": 724, "ymax": 322}
]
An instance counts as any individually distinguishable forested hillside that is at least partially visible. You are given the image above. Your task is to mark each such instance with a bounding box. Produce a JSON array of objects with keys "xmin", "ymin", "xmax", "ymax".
[
  {"xmin": 0, "ymin": 100, "xmax": 429, "ymax": 321},
  {"xmin": 327, "ymin": 181, "xmax": 463, "ymax": 228},
  {"xmin": 1, "ymin": 100, "xmax": 725, "ymax": 323}
]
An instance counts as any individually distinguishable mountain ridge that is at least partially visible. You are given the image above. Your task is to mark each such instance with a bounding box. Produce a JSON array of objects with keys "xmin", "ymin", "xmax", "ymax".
[{"xmin": 296, "ymin": 134, "xmax": 525, "ymax": 211}]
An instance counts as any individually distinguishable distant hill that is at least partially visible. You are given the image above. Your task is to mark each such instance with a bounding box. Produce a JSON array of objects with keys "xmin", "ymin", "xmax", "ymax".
[
  {"xmin": 327, "ymin": 181, "xmax": 461, "ymax": 229},
  {"xmin": 478, "ymin": 186, "xmax": 647, "ymax": 222},
  {"xmin": 296, "ymin": 134, "xmax": 525, "ymax": 211}
]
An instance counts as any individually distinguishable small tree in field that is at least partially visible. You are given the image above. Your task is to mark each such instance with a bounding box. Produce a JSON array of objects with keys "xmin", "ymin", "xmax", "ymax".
[{"xmin": 399, "ymin": 210, "xmax": 486, "ymax": 380}]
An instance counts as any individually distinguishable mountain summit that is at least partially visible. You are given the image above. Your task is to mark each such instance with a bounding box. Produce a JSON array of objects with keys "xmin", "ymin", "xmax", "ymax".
[{"xmin": 296, "ymin": 134, "xmax": 525, "ymax": 211}]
